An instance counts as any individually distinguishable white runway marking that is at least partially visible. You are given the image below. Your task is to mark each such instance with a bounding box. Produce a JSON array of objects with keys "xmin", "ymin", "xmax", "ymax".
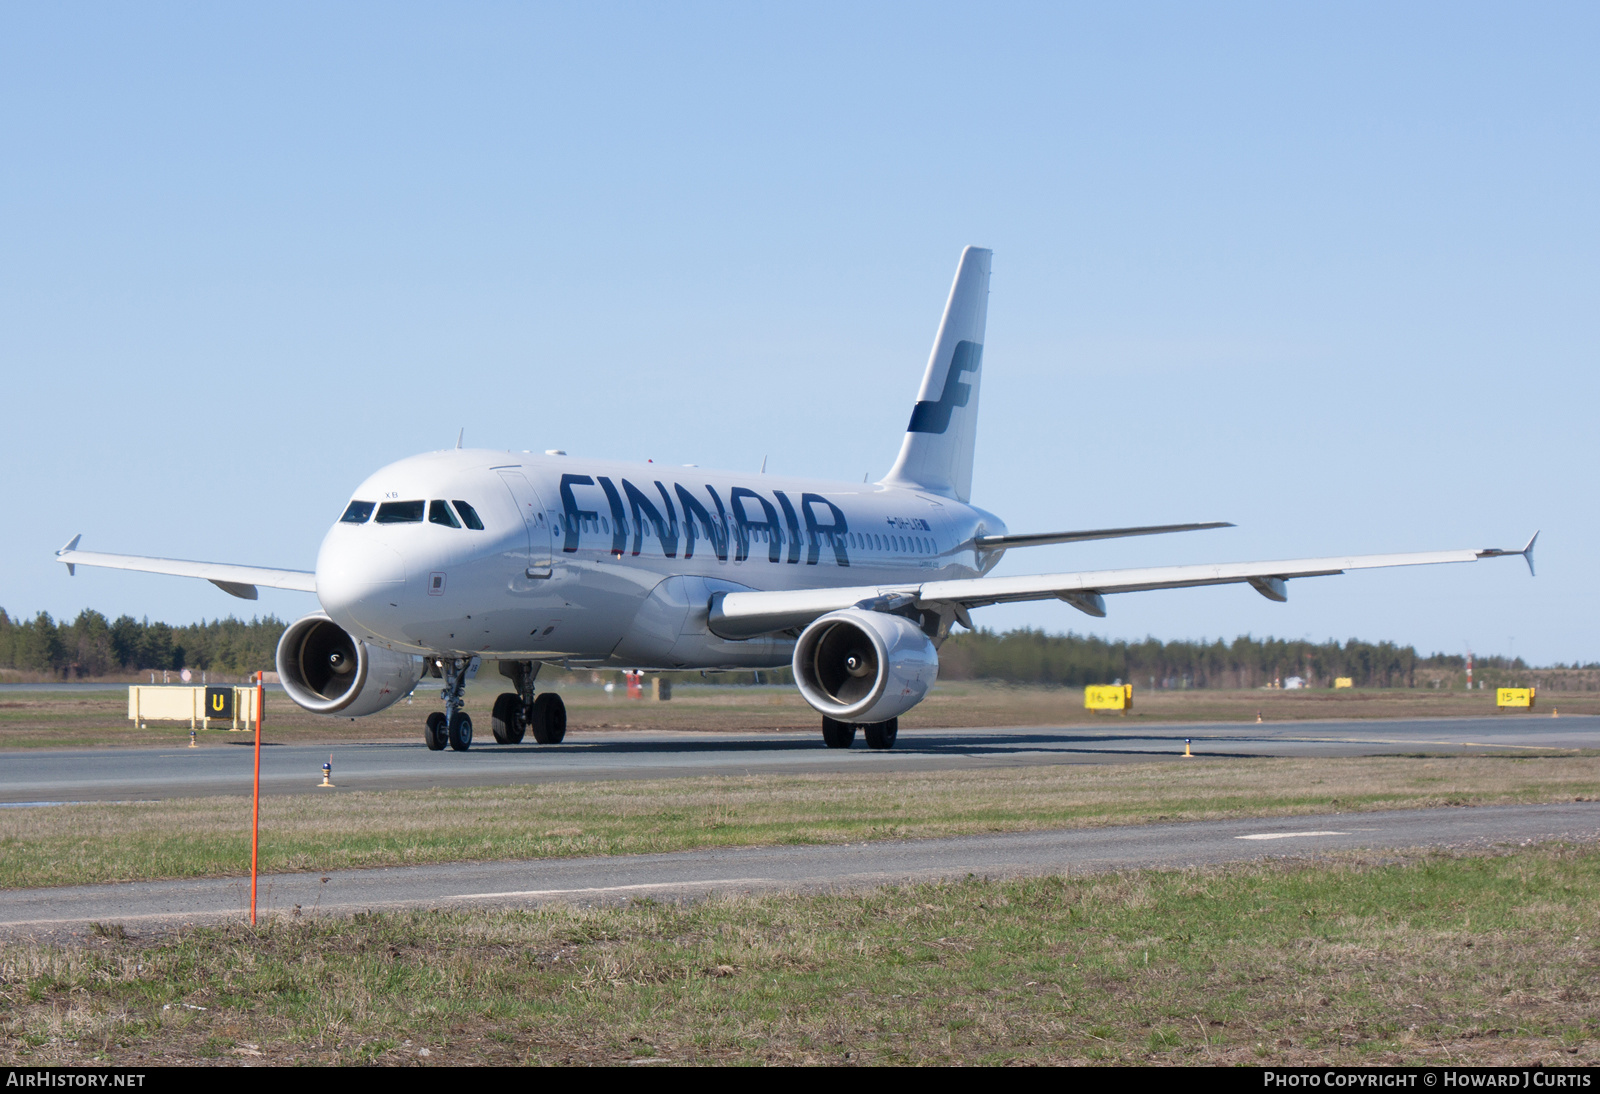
[
  {"xmin": 1235, "ymin": 830, "xmax": 1348, "ymax": 840},
  {"xmin": 448, "ymin": 878, "xmax": 776, "ymax": 900}
]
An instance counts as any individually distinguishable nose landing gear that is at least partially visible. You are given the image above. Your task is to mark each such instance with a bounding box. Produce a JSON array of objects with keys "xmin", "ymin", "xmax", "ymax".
[
  {"xmin": 422, "ymin": 656, "xmax": 478, "ymax": 752},
  {"xmin": 447, "ymin": 710, "xmax": 473, "ymax": 751}
]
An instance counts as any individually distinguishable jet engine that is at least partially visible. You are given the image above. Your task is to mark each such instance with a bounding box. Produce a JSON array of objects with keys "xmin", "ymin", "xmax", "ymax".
[
  {"xmin": 275, "ymin": 612, "xmax": 426, "ymax": 717},
  {"xmin": 792, "ymin": 609, "xmax": 939, "ymax": 724}
]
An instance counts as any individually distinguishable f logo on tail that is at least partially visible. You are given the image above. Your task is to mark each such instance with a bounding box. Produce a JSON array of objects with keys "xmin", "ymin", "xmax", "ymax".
[{"xmin": 906, "ymin": 340, "xmax": 982, "ymax": 435}]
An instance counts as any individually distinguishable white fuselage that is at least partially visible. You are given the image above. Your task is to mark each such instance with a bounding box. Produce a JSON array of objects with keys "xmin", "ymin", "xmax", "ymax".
[{"xmin": 316, "ymin": 449, "xmax": 1007, "ymax": 669}]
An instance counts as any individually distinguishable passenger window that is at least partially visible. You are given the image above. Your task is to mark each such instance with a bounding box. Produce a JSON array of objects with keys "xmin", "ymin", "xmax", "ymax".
[
  {"xmin": 340, "ymin": 500, "xmax": 375, "ymax": 524},
  {"xmin": 429, "ymin": 500, "xmax": 461, "ymax": 528},
  {"xmin": 375, "ymin": 500, "xmax": 425, "ymax": 524},
  {"xmin": 452, "ymin": 501, "xmax": 485, "ymax": 530}
]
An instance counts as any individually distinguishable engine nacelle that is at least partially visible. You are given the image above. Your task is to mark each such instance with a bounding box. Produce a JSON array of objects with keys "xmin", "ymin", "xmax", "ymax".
[
  {"xmin": 792, "ymin": 609, "xmax": 939, "ymax": 724},
  {"xmin": 275, "ymin": 613, "xmax": 425, "ymax": 717}
]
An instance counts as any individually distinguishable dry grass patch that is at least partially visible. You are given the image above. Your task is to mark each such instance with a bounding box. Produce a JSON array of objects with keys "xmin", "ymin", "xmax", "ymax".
[
  {"xmin": 4, "ymin": 755, "xmax": 1599, "ymax": 889},
  {"xmin": 5, "ymin": 846, "xmax": 1600, "ymax": 1065},
  {"xmin": 4, "ymin": 683, "xmax": 1593, "ymax": 750}
]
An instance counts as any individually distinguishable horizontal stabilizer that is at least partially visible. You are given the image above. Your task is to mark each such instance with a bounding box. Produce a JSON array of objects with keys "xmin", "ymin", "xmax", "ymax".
[
  {"xmin": 975, "ymin": 522, "xmax": 1233, "ymax": 550},
  {"xmin": 55, "ymin": 537, "xmax": 317, "ymax": 595}
]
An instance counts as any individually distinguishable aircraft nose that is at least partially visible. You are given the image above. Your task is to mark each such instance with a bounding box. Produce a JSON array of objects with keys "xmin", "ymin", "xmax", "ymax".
[{"xmin": 315, "ymin": 532, "xmax": 406, "ymax": 628}]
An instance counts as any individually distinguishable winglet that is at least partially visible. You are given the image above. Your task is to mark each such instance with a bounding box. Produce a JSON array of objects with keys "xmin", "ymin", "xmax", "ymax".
[
  {"xmin": 57, "ymin": 534, "xmax": 81, "ymax": 576},
  {"xmin": 1476, "ymin": 532, "xmax": 1538, "ymax": 577}
]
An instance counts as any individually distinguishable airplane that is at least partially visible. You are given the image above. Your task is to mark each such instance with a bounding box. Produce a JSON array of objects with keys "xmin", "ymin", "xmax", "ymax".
[{"xmin": 54, "ymin": 246, "xmax": 1537, "ymax": 752}]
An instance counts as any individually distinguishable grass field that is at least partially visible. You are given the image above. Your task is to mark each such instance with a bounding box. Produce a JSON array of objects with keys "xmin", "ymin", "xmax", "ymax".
[
  {"xmin": 4, "ymin": 756, "xmax": 1598, "ymax": 890},
  {"xmin": 1, "ymin": 681, "xmax": 1592, "ymax": 750},
  {"xmin": 4, "ymin": 846, "xmax": 1599, "ymax": 1065},
  {"xmin": 5, "ymin": 687, "xmax": 1596, "ymax": 1067}
]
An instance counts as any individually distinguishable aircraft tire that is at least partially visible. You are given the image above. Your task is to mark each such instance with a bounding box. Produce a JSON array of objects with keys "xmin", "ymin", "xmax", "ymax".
[
  {"xmin": 821, "ymin": 716, "xmax": 856, "ymax": 748},
  {"xmin": 529, "ymin": 693, "xmax": 567, "ymax": 745},
  {"xmin": 861, "ymin": 717, "xmax": 898, "ymax": 750},
  {"xmin": 447, "ymin": 711, "xmax": 473, "ymax": 752},
  {"xmin": 425, "ymin": 711, "xmax": 448, "ymax": 751},
  {"xmin": 491, "ymin": 693, "xmax": 525, "ymax": 744}
]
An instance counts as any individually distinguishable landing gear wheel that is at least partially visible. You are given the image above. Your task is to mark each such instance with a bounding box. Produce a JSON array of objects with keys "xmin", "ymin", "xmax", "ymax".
[
  {"xmin": 862, "ymin": 717, "xmax": 898, "ymax": 750},
  {"xmin": 425, "ymin": 711, "xmax": 447, "ymax": 751},
  {"xmin": 447, "ymin": 711, "xmax": 473, "ymax": 752},
  {"xmin": 821, "ymin": 716, "xmax": 856, "ymax": 749},
  {"xmin": 491, "ymin": 693, "xmax": 525, "ymax": 744},
  {"xmin": 528, "ymin": 693, "xmax": 567, "ymax": 744}
]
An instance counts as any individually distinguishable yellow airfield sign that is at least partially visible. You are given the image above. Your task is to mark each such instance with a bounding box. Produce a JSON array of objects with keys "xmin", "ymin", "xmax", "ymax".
[
  {"xmin": 1496, "ymin": 687, "xmax": 1536, "ymax": 710},
  {"xmin": 1334, "ymin": 677, "xmax": 1354, "ymax": 689},
  {"xmin": 1085, "ymin": 684, "xmax": 1133, "ymax": 711}
]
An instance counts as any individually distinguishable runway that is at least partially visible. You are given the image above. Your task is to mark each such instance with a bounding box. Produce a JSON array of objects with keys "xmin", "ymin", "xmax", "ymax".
[
  {"xmin": 2, "ymin": 714, "xmax": 1594, "ymax": 803},
  {"xmin": 3, "ymin": 801, "xmax": 1596, "ymax": 932}
]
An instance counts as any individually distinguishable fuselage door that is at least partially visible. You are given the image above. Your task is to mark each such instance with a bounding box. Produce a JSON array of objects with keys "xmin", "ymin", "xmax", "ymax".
[{"xmin": 496, "ymin": 469, "xmax": 554, "ymax": 577}]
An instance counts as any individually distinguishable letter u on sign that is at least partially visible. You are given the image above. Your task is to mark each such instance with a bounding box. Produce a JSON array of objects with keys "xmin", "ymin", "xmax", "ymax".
[{"xmin": 205, "ymin": 687, "xmax": 233, "ymax": 720}]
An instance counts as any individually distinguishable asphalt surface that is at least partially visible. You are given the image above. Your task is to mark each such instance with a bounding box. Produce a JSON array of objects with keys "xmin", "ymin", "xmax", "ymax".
[
  {"xmin": 1, "ymin": 714, "xmax": 1594, "ymax": 804},
  {"xmin": 3, "ymin": 802, "xmax": 1597, "ymax": 933}
]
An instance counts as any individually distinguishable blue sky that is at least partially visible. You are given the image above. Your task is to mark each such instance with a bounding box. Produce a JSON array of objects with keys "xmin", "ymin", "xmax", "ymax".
[{"xmin": 2, "ymin": 3, "xmax": 1595, "ymax": 664}]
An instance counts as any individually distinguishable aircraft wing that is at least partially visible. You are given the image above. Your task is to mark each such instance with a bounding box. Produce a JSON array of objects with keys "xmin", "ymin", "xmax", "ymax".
[
  {"xmin": 54, "ymin": 536, "xmax": 317, "ymax": 600},
  {"xmin": 708, "ymin": 535, "xmax": 1538, "ymax": 639}
]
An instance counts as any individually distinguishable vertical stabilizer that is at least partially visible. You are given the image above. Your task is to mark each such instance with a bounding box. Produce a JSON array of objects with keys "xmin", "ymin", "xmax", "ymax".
[{"xmin": 881, "ymin": 246, "xmax": 992, "ymax": 502}]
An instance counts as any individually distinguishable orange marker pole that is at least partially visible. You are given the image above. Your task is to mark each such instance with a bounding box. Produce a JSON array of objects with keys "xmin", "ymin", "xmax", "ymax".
[{"xmin": 251, "ymin": 674, "xmax": 263, "ymax": 925}]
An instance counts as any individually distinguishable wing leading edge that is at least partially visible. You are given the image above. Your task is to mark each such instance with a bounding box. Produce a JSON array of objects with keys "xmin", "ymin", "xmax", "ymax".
[
  {"xmin": 55, "ymin": 536, "xmax": 317, "ymax": 600},
  {"xmin": 708, "ymin": 535, "xmax": 1539, "ymax": 640},
  {"xmin": 974, "ymin": 521, "xmax": 1233, "ymax": 550}
]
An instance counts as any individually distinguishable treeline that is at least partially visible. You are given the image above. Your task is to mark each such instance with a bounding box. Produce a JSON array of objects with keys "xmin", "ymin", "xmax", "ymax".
[
  {"xmin": 0, "ymin": 609, "xmax": 284, "ymax": 678},
  {"xmin": 936, "ymin": 628, "xmax": 1549, "ymax": 689},
  {"xmin": 0, "ymin": 607, "xmax": 1577, "ymax": 688}
]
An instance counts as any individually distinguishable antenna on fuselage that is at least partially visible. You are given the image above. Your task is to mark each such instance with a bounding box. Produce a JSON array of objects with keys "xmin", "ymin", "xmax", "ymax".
[
  {"xmin": 455, "ymin": 428, "xmax": 464, "ymax": 450},
  {"xmin": 760, "ymin": 455, "xmax": 767, "ymax": 473}
]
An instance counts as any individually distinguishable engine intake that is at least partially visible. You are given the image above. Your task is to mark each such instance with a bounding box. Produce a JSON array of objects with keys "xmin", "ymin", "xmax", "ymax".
[
  {"xmin": 276, "ymin": 613, "xmax": 424, "ymax": 717},
  {"xmin": 792, "ymin": 608, "xmax": 938, "ymax": 724}
]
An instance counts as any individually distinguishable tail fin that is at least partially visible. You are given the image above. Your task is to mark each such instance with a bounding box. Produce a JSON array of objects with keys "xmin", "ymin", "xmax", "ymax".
[{"xmin": 881, "ymin": 246, "xmax": 992, "ymax": 502}]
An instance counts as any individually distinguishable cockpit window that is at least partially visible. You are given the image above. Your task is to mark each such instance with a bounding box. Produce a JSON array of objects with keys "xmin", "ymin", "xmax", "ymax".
[
  {"xmin": 374, "ymin": 500, "xmax": 425, "ymax": 524},
  {"xmin": 452, "ymin": 500, "xmax": 485, "ymax": 530},
  {"xmin": 340, "ymin": 500, "xmax": 375, "ymax": 524},
  {"xmin": 428, "ymin": 500, "xmax": 461, "ymax": 528}
]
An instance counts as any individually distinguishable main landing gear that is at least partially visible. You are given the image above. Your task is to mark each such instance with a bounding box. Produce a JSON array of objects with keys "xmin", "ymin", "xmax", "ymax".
[
  {"xmin": 821, "ymin": 715, "xmax": 898, "ymax": 750},
  {"xmin": 491, "ymin": 660, "xmax": 567, "ymax": 746},
  {"xmin": 423, "ymin": 658, "xmax": 567, "ymax": 752}
]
